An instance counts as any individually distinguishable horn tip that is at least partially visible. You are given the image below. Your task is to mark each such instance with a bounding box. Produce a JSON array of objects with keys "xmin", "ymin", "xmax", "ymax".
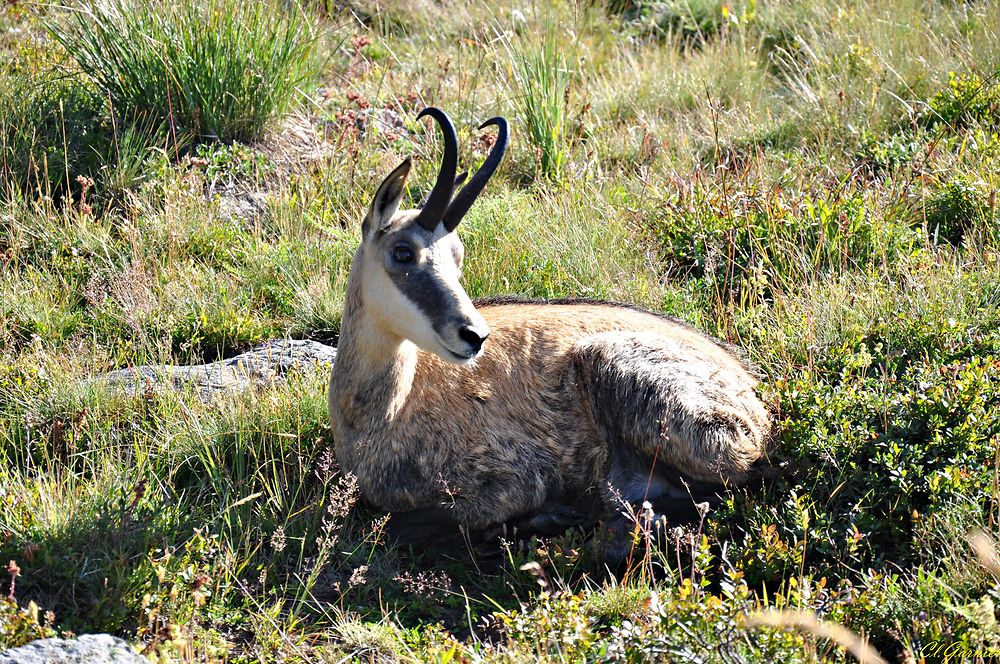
[
  {"xmin": 416, "ymin": 106, "xmax": 442, "ymax": 121},
  {"xmin": 478, "ymin": 116, "xmax": 507, "ymax": 131}
]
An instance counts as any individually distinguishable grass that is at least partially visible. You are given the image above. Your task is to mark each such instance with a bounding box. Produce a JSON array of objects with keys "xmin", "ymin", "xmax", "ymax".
[
  {"xmin": 47, "ymin": 0, "xmax": 319, "ymax": 144},
  {"xmin": 2, "ymin": 0, "xmax": 1000, "ymax": 660},
  {"xmin": 504, "ymin": 15, "xmax": 575, "ymax": 180},
  {"xmin": 0, "ymin": 63, "xmax": 107, "ymax": 204}
]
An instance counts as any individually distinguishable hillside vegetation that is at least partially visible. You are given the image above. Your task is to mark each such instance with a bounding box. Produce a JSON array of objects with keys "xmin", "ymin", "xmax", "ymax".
[{"xmin": 2, "ymin": 0, "xmax": 1000, "ymax": 661}]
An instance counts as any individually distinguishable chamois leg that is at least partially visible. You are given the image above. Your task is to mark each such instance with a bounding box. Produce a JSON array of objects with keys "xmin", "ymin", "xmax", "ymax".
[
  {"xmin": 571, "ymin": 332, "xmax": 771, "ymax": 502},
  {"xmin": 384, "ymin": 503, "xmax": 585, "ymax": 555},
  {"xmin": 507, "ymin": 503, "xmax": 590, "ymax": 537},
  {"xmin": 384, "ymin": 506, "xmax": 465, "ymax": 549}
]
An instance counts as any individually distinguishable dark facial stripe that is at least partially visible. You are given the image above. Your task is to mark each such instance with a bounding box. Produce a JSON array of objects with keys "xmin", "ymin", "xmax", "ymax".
[{"xmin": 389, "ymin": 263, "xmax": 462, "ymax": 334}]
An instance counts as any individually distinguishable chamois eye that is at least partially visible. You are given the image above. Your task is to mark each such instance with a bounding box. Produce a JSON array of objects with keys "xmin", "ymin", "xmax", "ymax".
[{"xmin": 391, "ymin": 245, "xmax": 414, "ymax": 264}]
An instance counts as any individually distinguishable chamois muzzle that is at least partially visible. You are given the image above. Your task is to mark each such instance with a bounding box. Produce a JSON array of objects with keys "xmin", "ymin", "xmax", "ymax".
[{"xmin": 457, "ymin": 323, "xmax": 490, "ymax": 354}]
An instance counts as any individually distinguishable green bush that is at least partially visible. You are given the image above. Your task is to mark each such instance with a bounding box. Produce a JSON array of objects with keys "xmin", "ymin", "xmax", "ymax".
[
  {"xmin": 923, "ymin": 71, "xmax": 1000, "ymax": 131},
  {"xmin": 0, "ymin": 59, "xmax": 168, "ymax": 207},
  {"xmin": 611, "ymin": 0, "xmax": 733, "ymax": 46},
  {"xmin": 755, "ymin": 355, "xmax": 998, "ymax": 572},
  {"xmin": 0, "ymin": 68, "xmax": 107, "ymax": 203},
  {"xmin": 643, "ymin": 186, "xmax": 925, "ymax": 291},
  {"xmin": 926, "ymin": 178, "xmax": 993, "ymax": 245},
  {"xmin": 48, "ymin": 0, "xmax": 319, "ymax": 144}
]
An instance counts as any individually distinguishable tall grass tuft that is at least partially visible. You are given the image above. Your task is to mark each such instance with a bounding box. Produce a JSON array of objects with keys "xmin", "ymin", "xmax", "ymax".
[
  {"xmin": 506, "ymin": 27, "xmax": 574, "ymax": 180},
  {"xmin": 0, "ymin": 68, "xmax": 106, "ymax": 202},
  {"xmin": 48, "ymin": 0, "xmax": 319, "ymax": 144}
]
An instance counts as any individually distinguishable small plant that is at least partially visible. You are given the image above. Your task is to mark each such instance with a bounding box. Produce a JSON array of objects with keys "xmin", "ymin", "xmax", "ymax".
[
  {"xmin": 506, "ymin": 24, "xmax": 574, "ymax": 180},
  {"xmin": 0, "ymin": 561, "xmax": 57, "ymax": 650},
  {"xmin": 137, "ymin": 531, "xmax": 229, "ymax": 658},
  {"xmin": 926, "ymin": 177, "xmax": 992, "ymax": 245},
  {"xmin": 856, "ymin": 129, "xmax": 923, "ymax": 174},
  {"xmin": 923, "ymin": 71, "xmax": 1000, "ymax": 132},
  {"xmin": 190, "ymin": 142, "xmax": 275, "ymax": 186},
  {"xmin": 0, "ymin": 598, "xmax": 57, "ymax": 650},
  {"xmin": 48, "ymin": 0, "xmax": 319, "ymax": 144}
]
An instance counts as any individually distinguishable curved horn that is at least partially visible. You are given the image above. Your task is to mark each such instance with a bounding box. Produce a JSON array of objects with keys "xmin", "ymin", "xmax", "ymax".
[
  {"xmin": 442, "ymin": 117, "xmax": 509, "ymax": 232},
  {"xmin": 419, "ymin": 171, "xmax": 468, "ymax": 208},
  {"xmin": 413, "ymin": 107, "xmax": 458, "ymax": 232}
]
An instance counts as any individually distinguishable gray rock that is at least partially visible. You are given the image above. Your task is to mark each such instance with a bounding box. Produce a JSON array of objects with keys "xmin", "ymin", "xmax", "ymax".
[
  {"xmin": 210, "ymin": 114, "xmax": 335, "ymax": 221},
  {"xmin": 214, "ymin": 188, "xmax": 271, "ymax": 222},
  {"xmin": 354, "ymin": 108, "xmax": 407, "ymax": 137},
  {"xmin": 99, "ymin": 339, "xmax": 337, "ymax": 402},
  {"xmin": 0, "ymin": 634, "xmax": 145, "ymax": 663}
]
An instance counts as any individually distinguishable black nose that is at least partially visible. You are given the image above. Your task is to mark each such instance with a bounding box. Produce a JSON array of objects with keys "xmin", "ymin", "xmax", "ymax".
[{"xmin": 458, "ymin": 325, "xmax": 489, "ymax": 352}]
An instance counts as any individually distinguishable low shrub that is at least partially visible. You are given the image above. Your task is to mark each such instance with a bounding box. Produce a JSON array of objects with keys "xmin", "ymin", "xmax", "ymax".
[
  {"xmin": 922, "ymin": 71, "xmax": 1000, "ymax": 132},
  {"xmin": 926, "ymin": 177, "xmax": 994, "ymax": 246}
]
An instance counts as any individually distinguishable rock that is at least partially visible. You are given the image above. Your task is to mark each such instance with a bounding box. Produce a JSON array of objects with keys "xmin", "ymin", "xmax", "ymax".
[
  {"xmin": 354, "ymin": 108, "xmax": 407, "ymax": 137},
  {"xmin": 0, "ymin": 634, "xmax": 145, "ymax": 663},
  {"xmin": 99, "ymin": 339, "xmax": 337, "ymax": 403},
  {"xmin": 212, "ymin": 113, "xmax": 336, "ymax": 221},
  {"xmin": 214, "ymin": 188, "xmax": 270, "ymax": 222}
]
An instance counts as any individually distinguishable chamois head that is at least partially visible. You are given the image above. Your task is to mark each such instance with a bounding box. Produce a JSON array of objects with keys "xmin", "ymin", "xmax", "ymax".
[{"xmin": 356, "ymin": 107, "xmax": 508, "ymax": 364}]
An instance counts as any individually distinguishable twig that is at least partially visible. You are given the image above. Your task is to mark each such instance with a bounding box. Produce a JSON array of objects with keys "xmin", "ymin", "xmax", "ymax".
[{"xmin": 746, "ymin": 609, "xmax": 887, "ymax": 664}]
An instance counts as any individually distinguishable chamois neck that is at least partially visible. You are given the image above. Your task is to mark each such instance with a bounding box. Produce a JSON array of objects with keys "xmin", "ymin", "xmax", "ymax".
[
  {"xmin": 338, "ymin": 294, "xmax": 406, "ymax": 368},
  {"xmin": 332, "ymin": 255, "xmax": 418, "ymax": 425}
]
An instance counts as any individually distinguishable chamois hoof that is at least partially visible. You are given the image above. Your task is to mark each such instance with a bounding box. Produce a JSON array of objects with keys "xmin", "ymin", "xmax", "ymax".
[
  {"xmin": 384, "ymin": 506, "xmax": 464, "ymax": 549},
  {"xmin": 509, "ymin": 504, "xmax": 590, "ymax": 537}
]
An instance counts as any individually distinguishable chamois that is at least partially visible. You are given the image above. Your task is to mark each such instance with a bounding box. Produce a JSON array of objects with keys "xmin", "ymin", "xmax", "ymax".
[{"xmin": 328, "ymin": 107, "xmax": 772, "ymax": 551}]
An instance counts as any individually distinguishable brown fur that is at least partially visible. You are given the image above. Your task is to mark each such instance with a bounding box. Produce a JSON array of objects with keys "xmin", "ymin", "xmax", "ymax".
[
  {"xmin": 329, "ymin": 298, "xmax": 771, "ymax": 530},
  {"xmin": 328, "ymin": 156, "xmax": 773, "ymax": 547}
]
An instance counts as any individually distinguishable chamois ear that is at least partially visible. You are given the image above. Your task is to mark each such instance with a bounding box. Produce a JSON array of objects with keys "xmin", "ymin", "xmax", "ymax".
[{"xmin": 364, "ymin": 158, "xmax": 412, "ymax": 237}]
